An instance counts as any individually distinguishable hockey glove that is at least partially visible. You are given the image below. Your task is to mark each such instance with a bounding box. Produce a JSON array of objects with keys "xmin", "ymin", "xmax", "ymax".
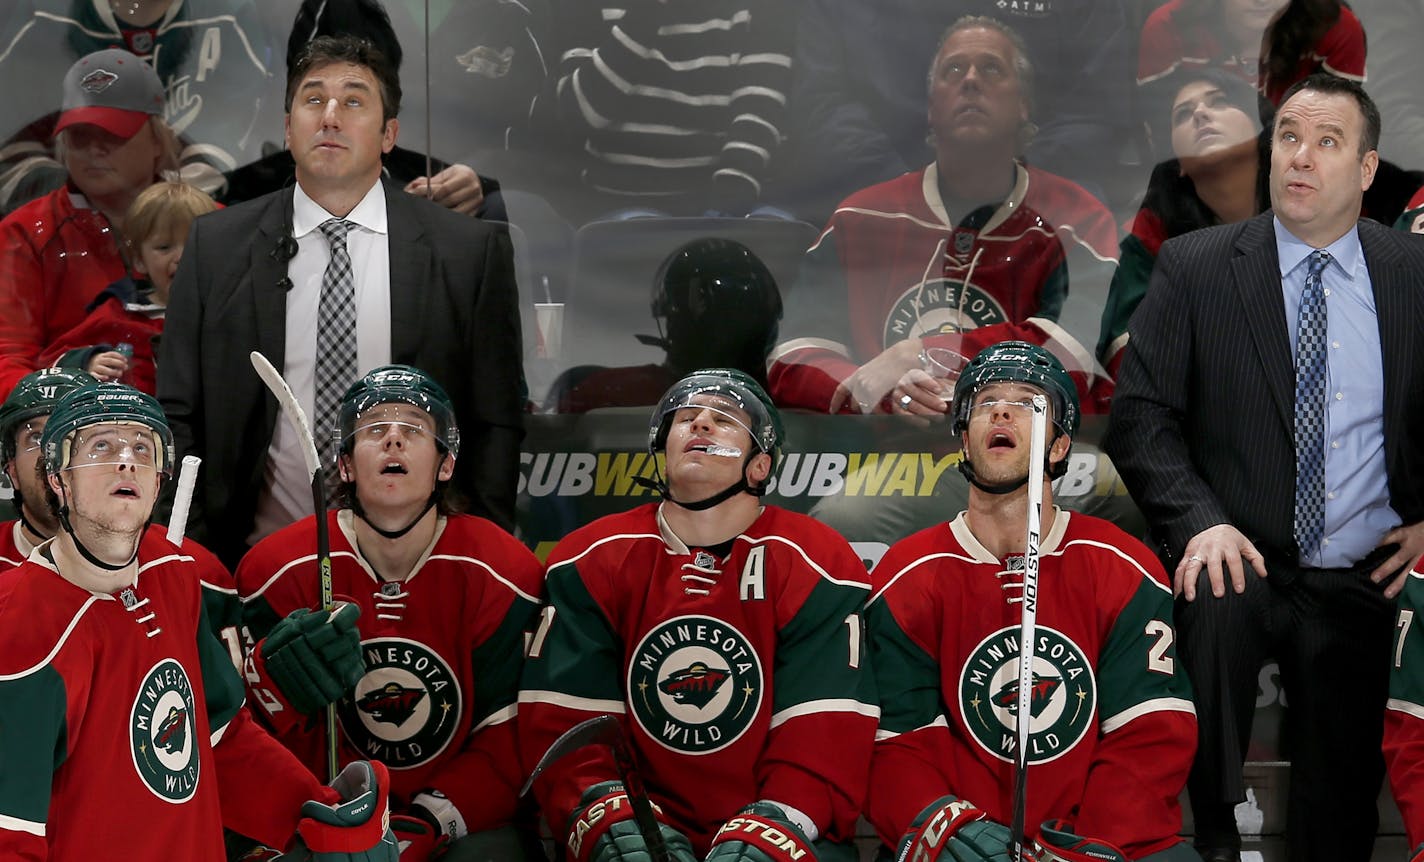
[
  {"xmin": 391, "ymin": 813, "xmax": 448, "ymax": 861},
  {"xmin": 293, "ymin": 760, "xmax": 399, "ymax": 862},
  {"xmin": 1032, "ymin": 821, "xmax": 1127, "ymax": 862},
  {"xmin": 706, "ymin": 802, "xmax": 817, "ymax": 862},
  {"xmin": 261, "ymin": 603, "xmax": 365, "ymax": 715},
  {"xmin": 894, "ymin": 795, "xmax": 1013, "ymax": 862},
  {"xmin": 565, "ymin": 781, "xmax": 698, "ymax": 862}
]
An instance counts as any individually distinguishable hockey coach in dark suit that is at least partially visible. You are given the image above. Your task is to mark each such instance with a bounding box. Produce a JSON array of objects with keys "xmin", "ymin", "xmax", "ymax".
[
  {"xmin": 1106, "ymin": 73, "xmax": 1424, "ymax": 862},
  {"xmin": 158, "ymin": 34, "xmax": 524, "ymax": 568}
]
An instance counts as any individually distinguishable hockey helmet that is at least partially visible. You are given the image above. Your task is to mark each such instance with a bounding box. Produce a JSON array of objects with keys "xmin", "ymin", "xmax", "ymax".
[
  {"xmin": 0, "ymin": 367, "xmax": 94, "ymax": 464},
  {"xmin": 951, "ymin": 341, "xmax": 1079, "ymax": 439},
  {"xmin": 337, "ymin": 365, "xmax": 460, "ymax": 458},
  {"xmin": 649, "ymin": 368, "xmax": 783, "ymax": 479},
  {"xmin": 41, "ymin": 383, "xmax": 174, "ymax": 475},
  {"xmin": 652, "ymin": 239, "xmax": 783, "ymax": 378}
]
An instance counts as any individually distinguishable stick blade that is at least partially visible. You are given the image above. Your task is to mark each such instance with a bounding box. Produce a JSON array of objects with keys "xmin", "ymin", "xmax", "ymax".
[
  {"xmin": 519, "ymin": 714, "xmax": 621, "ymax": 797},
  {"xmin": 249, "ymin": 351, "xmax": 321, "ymax": 478}
]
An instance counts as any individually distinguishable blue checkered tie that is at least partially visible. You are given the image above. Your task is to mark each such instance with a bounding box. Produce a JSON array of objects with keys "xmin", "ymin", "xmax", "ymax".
[
  {"xmin": 315, "ymin": 218, "xmax": 357, "ymax": 492},
  {"xmin": 1293, "ymin": 249, "xmax": 1331, "ymax": 558}
]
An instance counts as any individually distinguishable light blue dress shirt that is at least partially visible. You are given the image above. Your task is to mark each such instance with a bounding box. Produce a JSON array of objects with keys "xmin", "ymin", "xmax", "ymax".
[{"xmin": 1275, "ymin": 217, "xmax": 1399, "ymax": 568}]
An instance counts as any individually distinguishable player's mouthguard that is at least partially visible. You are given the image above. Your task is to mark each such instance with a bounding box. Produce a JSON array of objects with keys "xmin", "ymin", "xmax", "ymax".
[{"xmin": 690, "ymin": 444, "xmax": 743, "ymax": 457}]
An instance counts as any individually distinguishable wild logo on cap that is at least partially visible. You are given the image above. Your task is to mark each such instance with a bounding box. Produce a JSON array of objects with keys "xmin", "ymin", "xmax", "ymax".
[{"xmin": 80, "ymin": 68, "xmax": 119, "ymax": 94}]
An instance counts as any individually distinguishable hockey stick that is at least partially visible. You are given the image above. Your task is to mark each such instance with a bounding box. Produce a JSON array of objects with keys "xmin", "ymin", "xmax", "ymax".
[
  {"xmin": 165, "ymin": 454, "xmax": 202, "ymax": 546},
  {"xmin": 521, "ymin": 714, "xmax": 671, "ymax": 862},
  {"xmin": 250, "ymin": 351, "xmax": 338, "ymax": 783},
  {"xmin": 1009, "ymin": 394, "xmax": 1049, "ymax": 862}
]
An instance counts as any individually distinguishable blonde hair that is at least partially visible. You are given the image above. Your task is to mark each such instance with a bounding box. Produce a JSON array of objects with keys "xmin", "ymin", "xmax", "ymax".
[{"xmin": 122, "ymin": 179, "xmax": 217, "ymax": 246}]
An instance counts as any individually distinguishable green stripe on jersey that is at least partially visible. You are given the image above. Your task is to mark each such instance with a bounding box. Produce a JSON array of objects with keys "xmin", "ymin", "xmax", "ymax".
[
  {"xmin": 771, "ymin": 578, "xmax": 875, "ymax": 712},
  {"xmin": 469, "ymin": 594, "xmax": 541, "ymax": 727},
  {"xmin": 0, "ymin": 664, "xmax": 68, "ymax": 825},
  {"xmin": 1095, "ymin": 578, "xmax": 1192, "ymax": 722},
  {"xmin": 519, "ymin": 563, "xmax": 625, "ymax": 704},
  {"xmin": 865, "ymin": 599, "xmax": 942, "ymax": 735},
  {"xmin": 1391, "ymin": 576, "xmax": 1424, "ymax": 708}
]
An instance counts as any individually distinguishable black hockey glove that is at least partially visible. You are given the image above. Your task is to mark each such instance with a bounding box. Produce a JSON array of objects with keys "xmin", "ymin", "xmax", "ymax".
[
  {"xmin": 261, "ymin": 603, "xmax": 364, "ymax": 714},
  {"xmin": 893, "ymin": 795, "xmax": 1012, "ymax": 862},
  {"xmin": 706, "ymin": 802, "xmax": 818, "ymax": 862},
  {"xmin": 565, "ymin": 781, "xmax": 697, "ymax": 862},
  {"xmin": 1032, "ymin": 820, "xmax": 1127, "ymax": 862}
]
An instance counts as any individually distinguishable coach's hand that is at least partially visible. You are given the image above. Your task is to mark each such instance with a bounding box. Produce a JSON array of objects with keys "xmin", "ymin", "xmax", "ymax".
[
  {"xmin": 1176, "ymin": 524, "xmax": 1267, "ymax": 601},
  {"xmin": 1371, "ymin": 520, "xmax": 1424, "ymax": 599}
]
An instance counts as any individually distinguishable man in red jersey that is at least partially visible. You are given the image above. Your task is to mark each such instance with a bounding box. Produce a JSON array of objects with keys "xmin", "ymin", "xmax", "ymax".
[
  {"xmin": 0, "ymin": 382, "xmax": 397, "ymax": 861},
  {"xmin": 769, "ymin": 17, "xmax": 1117, "ymax": 417},
  {"xmin": 519, "ymin": 368, "xmax": 877, "ymax": 862},
  {"xmin": 865, "ymin": 342, "xmax": 1197, "ymax": 862},
  {"xmin": 237, "ymin": 365, "xmax": 545, "ymax": 861}
]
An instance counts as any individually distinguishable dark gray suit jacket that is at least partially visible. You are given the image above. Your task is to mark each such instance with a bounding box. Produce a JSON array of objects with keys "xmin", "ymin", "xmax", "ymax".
[
  {"xmin": 1105, "ymin": 212, "xmax": 1424, "ymax": 568},
  {"xmin": 158, "ymin": 179, "xmax": 525, "ymax": 567}
]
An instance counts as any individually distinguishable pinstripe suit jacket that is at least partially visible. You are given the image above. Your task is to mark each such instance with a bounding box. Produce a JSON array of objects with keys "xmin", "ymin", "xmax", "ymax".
[{"xmin": 1105, "ymin": 212, "xmax": 1424, "ymax": 568}]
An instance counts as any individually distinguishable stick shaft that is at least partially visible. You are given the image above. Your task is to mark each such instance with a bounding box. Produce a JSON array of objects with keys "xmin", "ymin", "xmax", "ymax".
[
  {"xmin": 313, "ymin": 472, "xmax": 336, "ymax": 781},
  {"xmin": 1010, "ymin": 394, "xmax": 1049, "ymax": 860}
]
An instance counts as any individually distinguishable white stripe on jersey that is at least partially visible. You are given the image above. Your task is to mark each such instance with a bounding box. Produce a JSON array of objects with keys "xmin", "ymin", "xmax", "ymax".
[
  {"xmin": 1387, "ymin": 697, "xmax": 1424, "ymax": 721},
  {"xmin": 0, "ymin": 813, "xmax": 45, "ymax": 836},
  {"xmin": 0, "ymin": 596, "xmax": 102, "ymax": 681},
  {"xmin": 874, "ymin": 714, "xmax": 949, "ymax": 741},
  {"xmin": 1100, "ymin": 697, "xmax": 1196, "ymax": 734},
  {"xmin": 770, "ymin": 698, "xmax": 880, "ymax": 729},
  {"xmin": 518, "ymin": 690, "xmax": 627, "ymax": 714}
]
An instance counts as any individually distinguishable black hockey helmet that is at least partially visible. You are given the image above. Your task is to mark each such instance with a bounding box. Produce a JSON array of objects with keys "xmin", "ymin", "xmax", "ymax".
[{"xmin": 650, "ymin": 239, "xmax": 782, "ymax": 381}]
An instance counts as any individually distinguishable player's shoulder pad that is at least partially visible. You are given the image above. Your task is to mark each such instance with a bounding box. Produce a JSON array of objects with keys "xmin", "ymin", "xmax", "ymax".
[
  {"xmin": 1056, "ymin": 512, "xmax": 1171, "ymax": 592},
  {"xmin": 868, "ymin": 520, "xmax": 962, "ymax": 598},
  {"xmin": 0, "ymin": 559, "xmax": 104, "ymax": 677},
  {"xmin": 233, "ymin": 513, "xmax": 324, "ymax": 598},
  {"xmin": 542, "ymin": 505, "xmax": 660, "ymax": 573},
  {"xmin": 430, "ymin": 514, "xmax": 544, "ymax": 600}
]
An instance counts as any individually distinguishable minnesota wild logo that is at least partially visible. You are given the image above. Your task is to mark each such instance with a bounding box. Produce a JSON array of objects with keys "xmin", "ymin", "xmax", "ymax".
[
  {"xmin": 629, "ymin": 616, "xmax": 763, "ymax": 755},
  {"xmin": 130, "ymin": 658, "xmax": 200, "ymax": 802},
  {"xmin": 339, "ymin": 638, "xmax": 461, "ymax": 769},
  {"xmin": 883, "ymin": 278, "xmax": 1008, "ymax": 347},
  {"xmin": 958, "ymin": 626, "xmax": 1095, "ymax": 764}
]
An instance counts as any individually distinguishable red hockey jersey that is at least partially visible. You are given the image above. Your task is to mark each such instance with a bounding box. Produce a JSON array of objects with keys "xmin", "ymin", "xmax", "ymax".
[
  {"xmin": 1, "ymin": 521, "xmax": 243, "ymax": 668},
  {"xmin": 1384, "ymin": 567, "xmax": 1424, "ymax": 847},
  {"xmin": 865, "ymin": 510, "xmax": 1196, "ymax": 858},
  {"xmin": 769, "ymin": 163, "xmax": 1117, "ymax": 414},
  {"xmin": 519, "ymin": 503, "xmax": 878, "ymax": 854},
  {"xmin": 0, "ymin": 533, "xmax": 328, "ymax": 860},
  {"xmin": 236, "ymin": 510, "xmax": 543, "ymax": 833}
]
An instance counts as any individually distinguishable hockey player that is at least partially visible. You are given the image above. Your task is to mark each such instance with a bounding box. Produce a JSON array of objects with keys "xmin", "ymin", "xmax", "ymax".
[
  {"xmin": 865, "ymin": 342, "xmax": 1197, "ymax": 861},
  {"xmin": 519, "ymin": 368, "xmax": 878, "ymax": 862},
  {"xmin": 236, "ymin": 365, "xmax": 545, "ymax": 860},
  {"xmin": 1385, "ymin": 568, "xmax": 1424, "ymax": 860},
  {"xmin": 0, "ymin": 382, "xmax": 398, "ymax": 860},
  {"xmin": 0, "ymin": 366, "xmax": 245, "ymax": 670}
]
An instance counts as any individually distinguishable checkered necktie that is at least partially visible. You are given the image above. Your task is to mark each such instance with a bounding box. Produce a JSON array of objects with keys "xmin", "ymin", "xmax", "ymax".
[
  {"xmin": 1293, "ymin": 249, "xmax": 1332, "ymax": 558},
  {"xmin": 315, "ymin": 218, "xmax": 357, "ymax": 492}
]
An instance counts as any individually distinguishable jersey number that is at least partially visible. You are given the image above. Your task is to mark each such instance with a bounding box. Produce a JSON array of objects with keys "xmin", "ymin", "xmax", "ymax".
[
  {"xmin": 844, "ymin": 614, "xmax": 861, "ymax": 669},
  {"xmin": 1397, "ymin": 608, "xmax": 1415, "ymax": 669},
  {"xmin": 1144, "ymin": 620, "xmax": 1174, "ymax": 675},
  {"xmin": 528, "ymin": 605, "xmax": 557, "ymax": 659}
]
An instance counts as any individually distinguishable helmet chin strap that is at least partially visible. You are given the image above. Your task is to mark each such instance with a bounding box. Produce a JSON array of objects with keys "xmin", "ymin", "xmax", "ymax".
[
  {"xmin": 634, "ymin": 452, "xmax": 767, "ymax": 511},
  {"xmin": 54, "ymin": 488, "xmax": 141, "ymax": 572},
  {"xmin": 958, "ymin": 435, "xmax": 1070, "ymax": 496},
  {"xmin": 347, "ymin": 457, "xmax": 444, "ymax": 540}
]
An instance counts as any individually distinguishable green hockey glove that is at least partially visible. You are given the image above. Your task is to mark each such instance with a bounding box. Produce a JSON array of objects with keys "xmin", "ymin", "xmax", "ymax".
[
  {"xmin": 260, "ymin": 603, "xmax": 364, "ymax": 714},
  {"xmin": 565, "ymin": 781, "xmax": 697, "ymax": 862},
  {"xmin": 706, "ymin": 801, "xmax": 818, "ymax": 862},
  {"xmin": 894, "ymin": 795, "xmax": 1012, "ymax": 862},
  {"xmin": 1033, "ymin": 820, "xmax": 1127, "ymax": 862},
  {"xmin": 289, "ymin": 760, "xmax": 398, "ymax": 862}
]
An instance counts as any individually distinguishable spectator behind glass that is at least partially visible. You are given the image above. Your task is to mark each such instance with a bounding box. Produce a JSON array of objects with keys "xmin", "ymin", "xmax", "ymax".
[
  {"xmin": 548, "ymin": 238, "xmax": 783, "ymax": 412},
  {"xmin": 1099, "ymin": 71, "xmax": 1265, "ymax": 374},
  {"xmin": 768, "ymin": 17, "xmax": 1118, "ymax": 420},
  {"xmin": 0, "ymin": 0, "xmax": 273, "ymax": 214},
  {"xmin": 526, "ymin": 0, "xmax": 793, "ymax": 223},
  {"xmin": 782, "ymin": 0, "xmax": 1135, "ymax": 223},
  {"xmin": 38, "ymin": 181, "xmax": 216, "ymax": 394},
  {"xmin": 0, "ymin": 48, "xmax": 179, "ymax": 401},
  {"xmin": 1138, "ymin": 0, "xmax": 1366, "ymax": 107},
  {"xmin": 223, "ymin": 0, "xmax": 506, "ymax": 220}
]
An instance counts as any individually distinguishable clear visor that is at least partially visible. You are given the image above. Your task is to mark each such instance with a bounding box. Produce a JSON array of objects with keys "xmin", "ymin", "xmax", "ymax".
[
  {"xmin": 16, "ymin": 420, "xmax": 44, "ymax": 454},
  {"xmin": 343, "ymin": 404, "xmax": 441, "ymax": 449},
  {"xmin": 665, "ymin": 395, "xmax": 757, "ymax": 451},
  {"xmin": 65, "ymin": 425, "xmax": 161, "ymax": 470}
]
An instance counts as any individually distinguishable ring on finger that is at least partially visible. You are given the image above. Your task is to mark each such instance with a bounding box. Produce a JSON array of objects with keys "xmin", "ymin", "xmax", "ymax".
[
  {"xmin": 899, "ymin": 394, "xmax": 913, "ymax": 408},
  {"xmin": 1188, "ymin": 554, "xmax": 1202, "ymax": 563}
]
